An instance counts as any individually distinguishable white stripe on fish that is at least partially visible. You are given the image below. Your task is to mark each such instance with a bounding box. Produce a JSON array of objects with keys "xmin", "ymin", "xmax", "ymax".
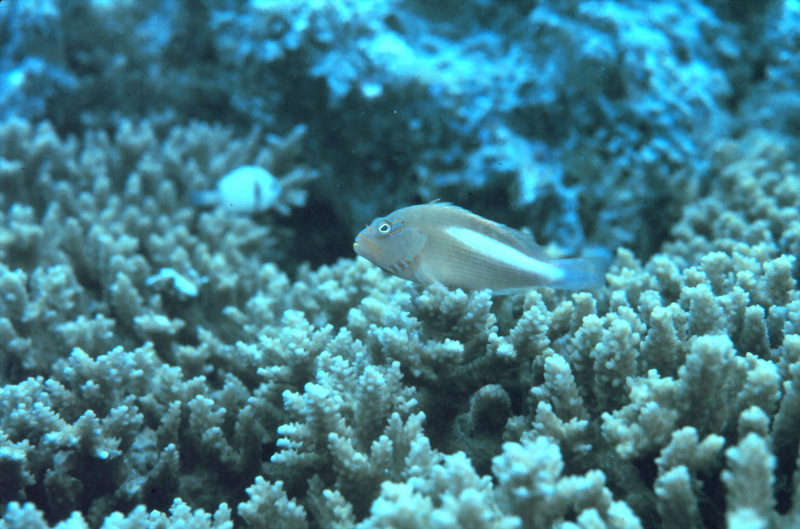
[{"xmin": 444, "ymin": 226, "xmax": 565, "ymax": 282}]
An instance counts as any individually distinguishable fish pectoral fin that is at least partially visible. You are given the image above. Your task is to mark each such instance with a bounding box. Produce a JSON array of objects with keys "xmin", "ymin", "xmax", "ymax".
[{"xmin": 412, "ymin": 263, "xmax": 436, "ymax": 286}]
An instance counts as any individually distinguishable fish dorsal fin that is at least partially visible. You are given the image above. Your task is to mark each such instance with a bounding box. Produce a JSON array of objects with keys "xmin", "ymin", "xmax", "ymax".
[{"xmin": 504, "ymin": 225, "xmax": 549, "ymax": 259}]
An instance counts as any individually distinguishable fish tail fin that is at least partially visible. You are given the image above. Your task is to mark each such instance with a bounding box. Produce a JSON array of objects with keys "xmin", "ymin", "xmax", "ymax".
[
  {"xmin": 549, "ymin": 256, "xmax": 609, "ymax": 290},
  {"xmin": 191, "ymin": 190, "xmax": 218, "ymax": 207}
]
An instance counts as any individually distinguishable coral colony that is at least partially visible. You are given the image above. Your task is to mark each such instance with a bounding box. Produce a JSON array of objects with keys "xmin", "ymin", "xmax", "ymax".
[{"xmin": 2, "ymin": 1, "xmax": 800, "ymax": 528}]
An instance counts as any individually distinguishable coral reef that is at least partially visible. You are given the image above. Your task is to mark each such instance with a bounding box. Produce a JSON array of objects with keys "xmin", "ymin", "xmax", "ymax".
[
  {"xmin": 1, "ymin": 0, "xmax": 800, "ymax": 528},
  {"xmin": 2, "ymin": 125, "xmax": 800, "ymax": 527}
]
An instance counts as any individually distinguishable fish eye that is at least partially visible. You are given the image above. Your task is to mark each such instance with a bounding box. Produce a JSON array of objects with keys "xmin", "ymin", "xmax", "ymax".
[{"xmin": 378, "ymin": 222, "xmax": 391, "ymax": 234}]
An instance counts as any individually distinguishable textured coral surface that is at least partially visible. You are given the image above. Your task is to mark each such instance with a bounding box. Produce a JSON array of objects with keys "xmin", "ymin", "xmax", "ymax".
[{"xmin": 1, "ymin": 1, "xmax": 800, "ymax": 528}]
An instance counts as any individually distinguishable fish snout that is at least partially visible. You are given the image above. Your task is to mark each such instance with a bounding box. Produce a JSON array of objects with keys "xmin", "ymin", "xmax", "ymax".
[{"xmin": 353, "ymin": 231, "xmax": 379, "ymax": 257}]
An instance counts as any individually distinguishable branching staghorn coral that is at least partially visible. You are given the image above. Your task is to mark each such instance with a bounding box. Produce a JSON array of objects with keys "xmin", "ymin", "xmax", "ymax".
[
  {"xmin": 267, "ymin": 348, "xmax": 420, "ymax": 518},
  {"xmin": 3, "ymin": 72, "xmax": 800, "ymax": 529},
  {"xmin": 0, "ymin": 116, "xmax": 319, "ymax": 380}
]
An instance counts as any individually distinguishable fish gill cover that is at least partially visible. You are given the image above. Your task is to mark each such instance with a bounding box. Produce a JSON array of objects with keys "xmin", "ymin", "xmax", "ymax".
[{"xmin": 0, "ymin": 0, "xmax": 800, "ymax": 528}]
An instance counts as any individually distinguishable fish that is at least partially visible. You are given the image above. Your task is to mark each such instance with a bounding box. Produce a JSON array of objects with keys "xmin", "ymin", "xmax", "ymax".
[
  {"xmin": 191, "ymin": 166, "xmax": 281, "ymax": 214},
  {"xmin": 353, "ymin": 202, "xmax": 607, "ymax": 293}
]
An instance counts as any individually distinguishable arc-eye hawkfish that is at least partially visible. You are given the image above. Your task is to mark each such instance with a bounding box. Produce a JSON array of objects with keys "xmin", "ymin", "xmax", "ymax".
[{"xmin": 354, "ymin": 202, "xmax": 608, "ymax": 294}]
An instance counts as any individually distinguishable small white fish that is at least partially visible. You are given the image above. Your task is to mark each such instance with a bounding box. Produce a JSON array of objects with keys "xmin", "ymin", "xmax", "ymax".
[
  {"xmin": 354, "ymin": 202, "xmax": 607, "ymax": 293},
  {"xmin": 192, "ymin": 166, "xmax": 281, "ymax": 214}
]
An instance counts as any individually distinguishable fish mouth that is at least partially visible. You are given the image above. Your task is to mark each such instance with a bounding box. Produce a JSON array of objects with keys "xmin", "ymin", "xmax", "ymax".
[{"xmin": 353, "ymin": 234, "xmax": 379, "ymax": 254}]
